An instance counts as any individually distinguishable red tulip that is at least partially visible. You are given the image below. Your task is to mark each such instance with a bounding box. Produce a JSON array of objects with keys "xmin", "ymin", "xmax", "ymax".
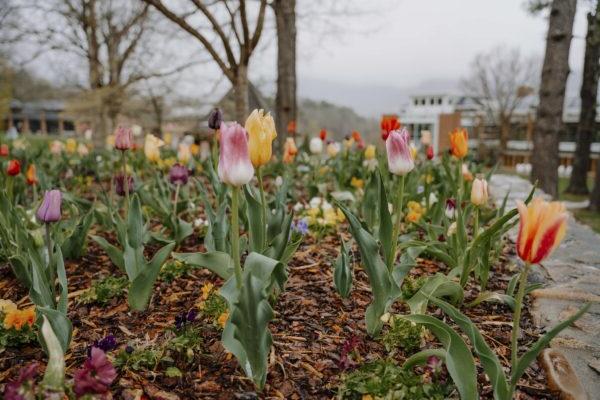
[
  {"xmin": 426, "ymin": 146, "xmax": 434, "ymax": 160},
  {"xmin": 319, "ymin": 129, "xmax": 327, "ymax": 141},
  {"xmin": 0, "ymin": 144, "xmax": 8, "ymax": 157},
  {"xmin": 7, "ymin": 159, "xmax": 20, "ymax": 176},
  {"xmin": 380, "ymin": 116, "xmax": 401, "ymax": 141}
]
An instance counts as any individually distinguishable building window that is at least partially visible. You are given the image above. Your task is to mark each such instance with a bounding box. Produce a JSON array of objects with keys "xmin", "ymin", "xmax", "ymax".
[
  {"xmin": 414, "ymin": 99, "xmax": 419, "ymax": 106},
  {"xmin": 438, "ymin": 98, "xmax": 443, "ymax": 105}
]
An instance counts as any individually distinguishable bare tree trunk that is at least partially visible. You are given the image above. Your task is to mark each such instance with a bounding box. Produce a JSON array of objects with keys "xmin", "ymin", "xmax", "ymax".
[
  {"xmin": 567, "ymin": 4, "xmax": 600, "ymax": 195},
  {"xmin": 591, "ymin": 159, "xmax": 600, "ymax": 210},
  {"xmin": 274, "ymin": 0, "xmax": 297, "ymax": 148},
  {"xmin": 531, "ymin": 0, "xmax": 577, "ymax": 198},
  {"xmin": 233, "ymin": 65, "xmax": 249, "ymax": 123}
]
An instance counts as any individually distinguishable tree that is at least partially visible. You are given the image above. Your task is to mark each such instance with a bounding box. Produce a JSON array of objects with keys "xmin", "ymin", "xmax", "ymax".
[
  {"xmin": 462, "ymin": 46, "xmax": 537, "ymax": 160},
  {"xmin": 274, "ymin": 0, "xmax": 296, "ymax": 148},
  {"xmin": 141, "ymin": 0, "xmax": 268, "ymax": 122},
  {"xmin": 566, "ymin": 1, "xmax": 600, "ymax": 195},
  {"xmin": 531, "ymin": 0, "xmax": 577, "ymax": 198}
]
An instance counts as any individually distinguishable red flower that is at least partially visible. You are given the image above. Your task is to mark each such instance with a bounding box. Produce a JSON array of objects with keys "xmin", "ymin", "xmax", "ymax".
[
  {"xmin": 380, "ymin": 116, "xmax": 401, "ymax": 141},
  {"xmin": 426, "ymin": 145, "xmax": 434, "ymax": 160},
  {"xmin": 319, "ymin": 129, "xmax": 327, "ymax": 141},
  {"xmin": 7, "ymin": 159, "xmax": 21, "ymax": 176},
  {"xmin": 73, "ymin": 347, "xmax": 117, "ymax": 397},
  {"xmin": 287, "ymin": 120, "xmax": 297, "ymax": 135},
  {"xmin": 0, "ymin": 144, "xmax": 8, "ymax": 157},
  {"xmin": 351, "ymin": 131, "xmax": 362, "ymax": 141}
]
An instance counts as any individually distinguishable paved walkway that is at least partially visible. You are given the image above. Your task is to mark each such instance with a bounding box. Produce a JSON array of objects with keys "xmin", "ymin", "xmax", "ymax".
[{"xmin": 490, "ymin": 174, "xmax": 600, "ymax": 399}]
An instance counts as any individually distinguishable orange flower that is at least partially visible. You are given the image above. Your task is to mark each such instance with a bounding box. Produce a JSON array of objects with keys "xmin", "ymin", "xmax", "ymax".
[
  {"xmin": 287, "ymin": 120, "xmax": 297, "ymax": 134},
  {"xmin": 217, "ymin": 312, "xmax": 229, "ymax": 328},
  {"xmin": 380, "ymin": 115, "xmax": 401, "ymax": 141},
  {"xmin": 26, "ymin": 164, "xmax": 38, "ymax": 186},
  {"xmin": 351, "ymin": 131, "xmax": 362, "ymax": 141},
  {"xmin": 4, "ymin": 307, "xmax": 36, "ymax": 331},
  {"xmin": 449, "ymin": 128, "xmax": 468, "ymax": 159},
  {"xmin": 516, "ymin": 198, "xmax": 568, "ymax": 264},
  {"xmin": 283, "ymin": 138, "xmax": 298, "ymax": 164}
]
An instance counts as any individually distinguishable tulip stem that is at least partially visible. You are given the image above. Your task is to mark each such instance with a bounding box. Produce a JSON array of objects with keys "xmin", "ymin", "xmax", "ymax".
[
  {"xmin": 511, "ymin": 262, "xmax": 531, "ymax": 369},
  {"xmin": 231, "ymin": 186, "xmax": 242, "ymax": 289},
  {"xmin": 121, "ymin": 151, "xmax": 130, "ymax": 215},
  {"xmin": 257, "ymin": 167, "xmax": 267, "ymax": 250},
  {"xmin": 173, "ymin": 183, "xmax": 180, "ymax": 218},
  {"xmin": 7, "ymin": 178, "xmax": 13, "ymax": 203},
  {"xmin": 44, "ymin": 223, "xmax": 55, "ymax": 286},
  {"xmin": 388, "ymin": 174, "xmax": 406, "ymax": 270},
  {"xmin": 212, "ymin": 129, "xmax": 218, "ymax": 171},
  {"xmin": 456, "ymin": 160, "xmax": 463, "ymax": 201}
]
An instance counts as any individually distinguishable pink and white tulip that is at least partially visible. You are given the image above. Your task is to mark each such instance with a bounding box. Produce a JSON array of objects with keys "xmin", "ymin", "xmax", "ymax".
[
  {"xmin": 218, "ymin": 122, "xmax": 254, "ymax": 187},
  {"xmin": 386, "ymin": 128, "xmax": 414, "ymax": 176}
]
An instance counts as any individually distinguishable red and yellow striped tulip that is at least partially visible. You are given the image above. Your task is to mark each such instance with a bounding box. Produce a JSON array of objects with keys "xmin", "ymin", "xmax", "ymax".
[{"xmin": 516, "ymin": 198, "xmax": 568, "ymax": 264}]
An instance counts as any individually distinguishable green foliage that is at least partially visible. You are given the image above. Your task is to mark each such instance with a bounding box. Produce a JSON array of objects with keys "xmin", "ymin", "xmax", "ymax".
[
  {"xmin": 79, "ymin": 276, "xmax": 128, "ymax": 305},
  {"xmin": 401, "ymin": 275, "xmax": 426, "ymax": 300},
  {"xmin": 114, "ymin": 347, "xmax": 162, "ymax": 371},
  {"xmin": 159, "ymin": 260, "xmax": 192, "ymax": 283},
  {"xmin": 382, "ymin": 317, "xmax": 422, "ymax": 354},
  {"xmin": 333, "ymin": 239, "xmax": 353, "ymax": 298},
  {"xmin": 337, "ymin": 359, "xmax": 449, "ymax": 400},
  {"xmin": 200, "ymin": 291, "xmax": 228, "ymax": 326},
  {"xmin": 165, "ymin": 366, "xmax": 183, "ymax": 378},
  {"xmin": 0, "ymin": 313, "xmax": 37, "ymax": 351}
]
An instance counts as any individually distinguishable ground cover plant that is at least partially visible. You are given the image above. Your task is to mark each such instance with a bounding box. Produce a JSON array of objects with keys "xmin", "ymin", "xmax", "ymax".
[{"xmin": 0, "ymin": 111, "xmax": 588, "ymax": 399}]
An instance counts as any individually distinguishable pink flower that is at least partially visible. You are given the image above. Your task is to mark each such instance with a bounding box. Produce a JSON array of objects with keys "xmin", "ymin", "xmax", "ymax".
[
  {"xmin": 386, "ymin": 128, "xmax": 414, "ymax": 176},
  {"xmin": 218, "ymin": 122, "xmax": 254, "ymax": 187},
  {"xmin": 114, "ymin": 126, "xmax": 133, "ymax": 151},
  {"xmin": 73, "ymin": 347, "xmax": 117, "ymax": 397}
]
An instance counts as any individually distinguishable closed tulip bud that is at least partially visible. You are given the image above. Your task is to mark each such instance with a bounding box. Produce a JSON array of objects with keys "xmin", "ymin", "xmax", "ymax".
[
  {"xmin": 7, "ymin": 159, "xmax": 20, "ymax": 176},
  {"xmin": 516, "ymin": 198, "xmax": 568, "ymax": 264},
  {"xmin": 364, "ymin": 144, "xmax": 376, "ymax": 160},
  {"xmin": 426, "ymin": 146, "xmax": 434, "ymax": 160},
  {"xmin": 327, "ymin": 141, "xmax": 341, "ymax": 157},
  {"xmin": 114, "ymin": 174, "xmax": 135, "ymax": 197},
  {"xmin": 26, "ymin": 164, "xmax": 38, "ymax": 185},
  {"xmin": 319, "ymin": 129, "xmax": 327, "ymax": 141},
  {"xmin": 37, "ymin": 190, "xmax": 62, "ymax": 223},
  {"xmin": 445, "ymin": 198, "xmax": 456, "ymax": 219},
  {"xmin": 169, "ymin": 163, "xmax": 189, "ymax": 185},
  {"xmin": 114, "ymin": 126, "xmax": 133, "ymax": 151},
  {"xmin": 0, "ymin": 144, "xmax": 8, "ymax": 157},
  {"xmin": 386, "ymin": 128, "xmax": 414, "ymax": 176},
  {"xmin": 283, "ymin": 138, "xmax": 298, "ymax": 164},
  {"xmin": 420, "ymin": 130, "xmax": 432, "ymax": 146},
  {"xmin": 471, "ymin": 177, "xmax": 489, "ymax": 206},
  {"xmin": 208, "ymin": 108, "xmax": 223, "ymax": 130},
  {"xmin": 352, "ymin": 131, "xmax": 362, "ymax": 142},
  {"xmin": 218, "ymin": 122, "xmax": 254, "ymax": 187},
  {"xmin": 449, "ymin": 128, "xmax": 468, "ymax": 159},
  {"xmin": 144, "ymin": 134, "xmax": 165, "ymax": 162},
  {"xmin": 177, "ymin": 144, "xmax": 191, "ymax": 165},
  {"xmin": 343, "ymin": 135, "xmax": 354, "ymax": 150},
  {"xmin": 245, "ymin": 109, "xmax": 277, "ymax": 167},
  {"xmin": 309, "ymin": 137, "xmax": 323, "ymax": 154}
]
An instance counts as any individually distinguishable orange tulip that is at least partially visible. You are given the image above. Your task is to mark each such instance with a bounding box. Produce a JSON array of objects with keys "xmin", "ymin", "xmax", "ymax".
[
  {"xmin": 516, "ymin": 198, "xmax": 568, "ymax": 264},
  {"xmin": 449, "ymin": 128, "xmax": 468, "ymax": 159},
  {"xmin": 283, "ymin": 138, "xmax": 298, "ymax": 164},
  {"xmin": 287, "ymin": 120, "xmax": 297, "ymax": 135},
  {"xmin": 26, "ymin": 164, "xmax": 38, "ymax": 185}
]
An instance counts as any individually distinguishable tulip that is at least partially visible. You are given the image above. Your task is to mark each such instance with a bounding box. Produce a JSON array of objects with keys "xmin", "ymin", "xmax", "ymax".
[
  {"xmin": 352, "ymin": 131, "xmax": 362, "ymax": 142},
  {"xmin": 309, "ymin": 137, "xmax": 323, "ymax": 154},
  {"xmin": 283, "ymin": 138, "xmax": 298, "ymax": 164},
  {"xmin": 343, "ymin": 135, "xmax": 354, "ymax": 150},
  {"xmin": 37, "ymin": 190, "xmax": 62, "ymax": 223},
  {"xmin": 50, "ymin": 140, "xmax": 64, "ymax": 155},
  {"xmin": 364, "ymin": 144, "xmax": 376, "ymax": 160},
  {"xmin": 0, "ymin": 143, "xmax": 8, "ymax": 157},
  {"xmin": 426, "ymin": 146, "xmax": 434, "ymax": 160},
  {"xmin": 462, "ymin": 163, "xmax": 473, "ymax": 181},
  {"xmin": 380, "ymin": 115, "xmax": 400, "ymax": 141},
  {"xmin": 287, "ymin": 120, "xmax": 297, "ymax": 135},
  {"xmin": 169, "ymin": 163, "xmax": 189, "ymax": 186},
  {"xmin": 7, "ymin": 159, "xmax": 20, "ymax": 176},
  {"xmin": 327, "ymin": 141, "xmax": 341, "ymax": 158},
  {"xmin": 511, "ymin": 197, "xmax": 568, "ymax": 367},
  {"xmin": 319, "ymin": 129, "xmax": 327, "ymax": 141},
  {"xmin": 77, "ymin": 143, "xmax": 89, "ymax": 157},
  {"xmin": 218, "ymin": 122, "xmax": 254, "ymax": 187},
  {"xmin": 445, "ymin": 198, "xmax": 456, "ymax": 219},
  {"xmin": 208, "ymin": 108, "xmax": 223, "ymax": 130},
  {"xmin": 163, "ymin": 132, "xmax": 173, "ymax": 146},
  {"xmin": 421, "ymin": 130, "xmax": 432, "ymax": 146},
  {"xmin": 26, "ymin": 164, "xmax": 38, "ymax": 186},
  {"xmin": 114, "ymin": 174, "xmax": 135, "ymax": 197},
  {"xmin": 177, "ymin": 144, "xmax": 191, "ymax": 165},
  {"xmin": 144, "ymin": 134, "xmax": 165, "ymax": 162},
  {"xmin": 449, "ymin": 128, "xmax": 468, "ymax": 159},
  {"xmin": 470, "ymin": 177, "xmax": 489, "ymax": 206},
  {"xmin": 245, "ymin": 109, "xmax": 277, "ymax": 168},
  {"xmin": 386, "ymin": 128, "xmax": 414, "ymax": 176},
  {"xmin": 65, "ymin": 138, "xmax": 77, "ymax": 154},
  {"xmin": 199, "ymin": 141, "xmax": 211, "ymax": 161},
  {"xmin": 114, "ymin": 126, "xmax": 133, "ymax": 151},
  {"xmin": 356, "ymin": 140, "xmax": 365, "ymax": 150}
]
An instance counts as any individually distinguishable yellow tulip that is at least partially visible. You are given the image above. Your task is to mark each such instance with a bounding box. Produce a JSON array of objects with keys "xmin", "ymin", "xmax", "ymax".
[
  {"xmin": 65, "ymin": 138, "xmax": 77, "ymax": 154},
  {"xmin": 245, "ymin": 109, "xmax": 277, "ymax": 167},
  {"xmin": 178, "ymin": 144, "xmax": 191, "ymax": 164},
  {"xmin": 364, "ymin": 144, "xmax": 376, "ymax": 160},
  {"xmin": 144, "ymin": 134, "xmax": 165, "ymax": 162}
]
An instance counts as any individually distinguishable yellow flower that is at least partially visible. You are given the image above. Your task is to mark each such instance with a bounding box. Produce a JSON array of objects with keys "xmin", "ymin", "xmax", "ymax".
[
  {"xmin": 4, "ymin": 307, "xmax": 35, "ymax": 331},
  {"xmin": 364, "ymin": 144, "xmax": 376, "ymax": 160},
  {"xmin": 0, "ymin": 299, "xmax": 17, "ymax": 313},
  {"xmin": 424, "ymin": 174, "xmax": 433, "ymax": 184},
  {"xmin": 410, "ymin": 143, "xmax": 417, "ymax": 160},
  {"xmin": 65, "ymin": 138, "xmax": 77, "ymax": 154},
  {"xmin": 307, "ymin": 207, "xmax": 320, "ymax": 219},
  {"xmin": 362, "ymin": 395, "xmax": 374, "ymax": 400},
  {"xmin": 190, "ymin": 143, "xmax": 200, "ymax": 156},
  {"xmin": 323, "ymin": 208, "xmax": 338, "ymax": 225},
  {"xmin": 350, "ymin": 177, "xmax": 364, "ymax": 189},
  {"xmin": 336, "ymin": 208, "xmax": 345, "ymax": 222},
  {"xmin": 407, "ymin": 201, "xmax": 423, "ymax": 213},
  {"xmin": 217, "ymin": 312, "xmax": 229, "ymax": 328},
  {"xmin": 105, "ymin": 134, "xmax": 116, "ymax": 149},
  {"xmin": 245, "ymin": 109, "xmax": 277, "ymax": 168},
  {"xmin": 201, "ymin": 283, "xmax": 214, "ymax": 300},
  {"xmin": 405, "ymin": 210, "xmax": 422, "ymax": 223},
  {"xmin": 163, "ymin": 132, "xmax": 173, "ymax": 145},
  {"xmin": 163, "ymin": 157, "xmax": 176, "ymax": 168},
  {"xmin": 449, "ymin": 128, "xmax": 468, "ymax": 159},
  {"xmin": 178, "ymin": 144, "xmax": 191, "ymax": 164},
  {"xmin": 144, "ymin": 134, "xmax": 165, "ymax": 162}
]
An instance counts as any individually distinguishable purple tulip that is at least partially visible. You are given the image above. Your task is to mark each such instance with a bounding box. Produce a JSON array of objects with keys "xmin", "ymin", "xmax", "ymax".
[
  {"xmin": 36, "ymin": 190, "xmax": 62, "ymax": 223},
  {"xmin": 218, "ymin": 122, "xmax": 254, "ymax": 187},
  {"xmin": 386, "ymin": 127, "xmax": 414, "ymax": 176},
  {"xmin": 115, "ymin": 174, "xmax": 134, "ymax": 197},
  {"xmin": 208, "ymin": 108, "xmax": 223, "ymax": 130},
  {"xmin": 169, "ymin": 163, "xmax": 189, "ymax": 185},
  {"xmin": 73, "ymin": 347, "xmax": 117, "ymax": 397},
  {"xmin": 114, "ymin": 126, "xmax": 133, "ymax": 151}
]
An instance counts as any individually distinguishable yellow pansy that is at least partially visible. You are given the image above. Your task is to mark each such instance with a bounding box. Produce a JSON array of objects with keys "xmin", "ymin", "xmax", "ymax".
[{"xmin": 201, "ymin": 283, "xmax": 214, "ymax": 301}]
